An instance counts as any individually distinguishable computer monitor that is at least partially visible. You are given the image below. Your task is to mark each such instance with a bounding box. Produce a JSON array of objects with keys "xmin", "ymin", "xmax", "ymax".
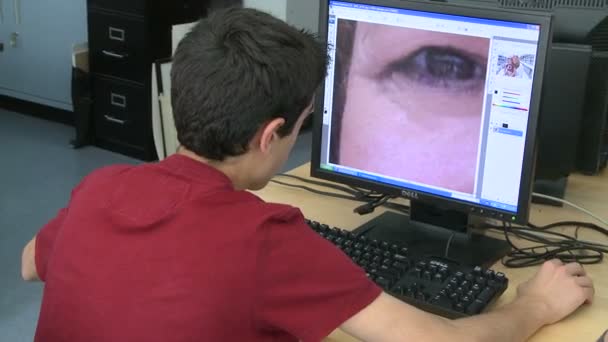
[
  {"xmin": 311, "ymin": 0, "xmax": 553, "ymax": 267},
  {"xmin": 442, "ymin": 0, "xmax": 608, "ymax": 203}
]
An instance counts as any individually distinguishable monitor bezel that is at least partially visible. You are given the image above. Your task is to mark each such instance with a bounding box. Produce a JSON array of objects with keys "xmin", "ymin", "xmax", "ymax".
[{"xmin": 311, "ymin": 0, "xmax": 553, "ymax": 224}]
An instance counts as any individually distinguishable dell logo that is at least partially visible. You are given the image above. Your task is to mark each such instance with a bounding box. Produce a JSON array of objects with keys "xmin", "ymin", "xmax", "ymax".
[{"xmin": 401, "ymin": 190, "xmax": 419, "ymax": 200}]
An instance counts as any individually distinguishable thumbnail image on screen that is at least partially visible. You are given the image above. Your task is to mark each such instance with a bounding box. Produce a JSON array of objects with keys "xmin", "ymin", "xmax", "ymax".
[{"xmin": 496, "ymin": 54, "xmax": 535, "ymax": 79}]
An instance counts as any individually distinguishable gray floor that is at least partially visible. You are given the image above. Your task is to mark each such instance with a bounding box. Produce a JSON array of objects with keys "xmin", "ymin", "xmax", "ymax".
[{"xmin": 0, "ymin": 109, "xmax": 311, "ymax": 340}]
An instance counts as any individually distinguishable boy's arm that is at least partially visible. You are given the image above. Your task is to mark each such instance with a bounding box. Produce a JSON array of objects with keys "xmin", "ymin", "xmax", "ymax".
[
  {"xmin": 20, "ymin": 172, "xmax": 94, "ymax": 283},
  {"xmin": 21, "ymin": 237, "xmax": 39, "ymax": 281},
  {"xmin": 21, "ymin": 206, "xmax": 70, "ymax": 283},
  {"xmin": 341, "ymin": 260, "xmax": 594, "ymax": 342}
]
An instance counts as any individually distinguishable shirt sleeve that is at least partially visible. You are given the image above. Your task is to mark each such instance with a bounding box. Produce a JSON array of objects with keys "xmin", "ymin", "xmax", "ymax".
[
  {"xmin": 255, "ymin": 208, "xmax": 382, "ymax": 342},
  {"xmin": 35, "ymin": 207, "xmax": 68, "ymax": 281},
  {"xmin": 35, "ymin": 178, "xmax": 88, "ymax": 282}
]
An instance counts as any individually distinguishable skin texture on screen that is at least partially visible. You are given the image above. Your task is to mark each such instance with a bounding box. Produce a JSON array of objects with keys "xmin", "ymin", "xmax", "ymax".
[{"xmin": 335, "ymin": 21, "xmax": 490, "ymax": 194}]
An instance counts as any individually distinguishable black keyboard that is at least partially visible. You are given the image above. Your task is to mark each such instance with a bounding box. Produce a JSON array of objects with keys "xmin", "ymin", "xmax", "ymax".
[{"xmin": 306, "ymin": 219, "xmax": 508, "ymax": 319}]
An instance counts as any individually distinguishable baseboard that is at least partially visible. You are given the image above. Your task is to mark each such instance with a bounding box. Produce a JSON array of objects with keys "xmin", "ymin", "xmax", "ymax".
[{"xmin": 0, "ymin": 95, "xmax": 74, "ymax": 126}]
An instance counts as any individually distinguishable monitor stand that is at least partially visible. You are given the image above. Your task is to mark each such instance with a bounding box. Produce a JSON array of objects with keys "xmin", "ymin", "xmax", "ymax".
[{"xmin": 352, "ymin": 202, "xmax": 511, "ymax": 268}]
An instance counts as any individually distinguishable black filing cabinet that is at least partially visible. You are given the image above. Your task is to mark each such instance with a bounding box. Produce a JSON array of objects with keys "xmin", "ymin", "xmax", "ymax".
[{"xmin": 87, "ymin": 0, "xmax": 208, "ymax": 160}]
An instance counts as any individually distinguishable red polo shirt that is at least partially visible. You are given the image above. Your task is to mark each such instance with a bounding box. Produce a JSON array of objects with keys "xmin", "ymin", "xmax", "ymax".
[{"xmin": 34, "ymin": 154, "xmax": 381, "ymax": 342}]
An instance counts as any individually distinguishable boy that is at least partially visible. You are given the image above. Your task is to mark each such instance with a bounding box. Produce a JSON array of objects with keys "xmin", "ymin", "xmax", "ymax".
[{"xmin": 22, "ymin": 8, "xmax": 594, "ymax": 342}]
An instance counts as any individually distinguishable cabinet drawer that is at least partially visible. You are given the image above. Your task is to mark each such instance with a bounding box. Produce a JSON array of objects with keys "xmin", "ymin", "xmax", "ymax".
[
  {"xmin": 93, "ymin": 77, "xmax": 149, "ymax": 148},
  {"xmin": 89, "ymin": 11, "xmax": 147, "ymax": 82},
  {"xmin": 89, "ymin": 0, "xmax": 146, "ymax": 16}
]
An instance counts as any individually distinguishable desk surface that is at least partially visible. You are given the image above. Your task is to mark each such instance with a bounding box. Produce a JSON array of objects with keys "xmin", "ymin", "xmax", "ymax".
[{"xmin": 255, "ymin": 165, "xmax": 608, "ymax": 342}]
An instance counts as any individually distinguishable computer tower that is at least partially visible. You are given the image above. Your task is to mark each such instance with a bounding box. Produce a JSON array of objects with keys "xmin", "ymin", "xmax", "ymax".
[
  {"xmin": 535, "ymin": 44, "xmax": 591, "ymax": 180},
  {"xmin": 577, "ymin": 52, "xmax": 608, "ymax": 174}
]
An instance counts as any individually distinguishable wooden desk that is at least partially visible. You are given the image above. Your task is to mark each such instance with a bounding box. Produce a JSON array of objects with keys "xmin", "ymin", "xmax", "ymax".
[{"xmin": 255, "ymin": 164, "xmax": 608, "ymax": 342}]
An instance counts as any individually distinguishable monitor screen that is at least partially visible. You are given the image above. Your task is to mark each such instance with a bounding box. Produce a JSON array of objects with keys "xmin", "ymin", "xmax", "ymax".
[{"xmin": 317, "ymin": 0, "xmax": 544, "ymax": 215}]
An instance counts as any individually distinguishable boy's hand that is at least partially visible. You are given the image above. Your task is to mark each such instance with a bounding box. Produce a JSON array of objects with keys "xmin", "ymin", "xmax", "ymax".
[{"xmin": 516, "ymin": 259, "xmax": 594, "ymax": 325}]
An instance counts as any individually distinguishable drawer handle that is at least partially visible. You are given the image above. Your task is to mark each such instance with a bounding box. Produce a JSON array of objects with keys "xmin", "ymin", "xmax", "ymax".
[
  {"xmin": 104, "ymin": 115, "xmax": 126, "ymax": 125},
  {"xmin": 109, "ymin": 26, "xmax": 125, "ymax": 42},
  {"xmin": 102, "ymin": 50, "xmax": 126, "ymax": 59},
  {"xmin": 110, "ymin": 93, "xmax": 127, "ymax": 108}
]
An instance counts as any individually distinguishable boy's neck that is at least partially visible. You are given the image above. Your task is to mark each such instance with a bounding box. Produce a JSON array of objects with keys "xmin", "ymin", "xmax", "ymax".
[{"xmin": 177, "ymin": 148, "xmax": 251, "ymax": 191}]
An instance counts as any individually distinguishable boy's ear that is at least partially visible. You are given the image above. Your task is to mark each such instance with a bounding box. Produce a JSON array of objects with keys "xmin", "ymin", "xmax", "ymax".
[{"xmin": 258, "ymin": 118, "xmax": 286, "ymax": 154}]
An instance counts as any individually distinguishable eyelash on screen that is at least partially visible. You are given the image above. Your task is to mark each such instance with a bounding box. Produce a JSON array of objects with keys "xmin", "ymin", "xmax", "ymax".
[{"xmin": 382, "ymin": 46, "xmax": 487, "ymax": 92}]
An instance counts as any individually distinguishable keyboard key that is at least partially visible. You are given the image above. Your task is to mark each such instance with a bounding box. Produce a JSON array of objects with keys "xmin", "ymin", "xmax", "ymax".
[
  {"xmin": 394, "ymin": 254, "xmax": 408, "ymax": 262},
  {"xmin": 478, "ymin": 287, "xmax": 495, "ymax": 303},
  {"xmin": 466, "ymin": 299, "xmax": 485, "ymax": 315},
  {"xmin": 376, "ymin": 277, "xmax": 391, "ymax": 288},
  {"xmin": 495, "ymin": 272, "xmax": 507, "ymax": 283},
  {"xmin": 392, "ymin": 261, "xmax": 407, "ymax": 270},
  {"xmin": 432, "ymin": 295, "xmax": 454, "ymax": 309}
]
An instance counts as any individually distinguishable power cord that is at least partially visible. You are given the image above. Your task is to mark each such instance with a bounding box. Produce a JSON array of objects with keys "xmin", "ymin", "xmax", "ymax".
[
  {"xmin": 480, "ymin": 221, "xmax": 608, "ymax": 268},
  {"xmin": 532, "ymin": 192, "xmax": 608, "ymax": 227}
]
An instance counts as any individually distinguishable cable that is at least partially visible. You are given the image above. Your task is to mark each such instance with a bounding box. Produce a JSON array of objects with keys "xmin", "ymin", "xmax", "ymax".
[
  {"xmin": 269, "ymin": 179, "xmax": 355, "ymax": 201},
  {"xmin": 353, "ymin": 194, "xmax": 394, "ymax": 215},
  {"xmin": 444, "ymin": 233, "xmax": 456, "ymax": 259},
  {"xmin": 275, "ymin": 174, "xmax": 385, "ymax": 200},
  {"xmin": 269, "ymin": 177, "xmax": 409, "ymax": 215},
  {"xmin": 477, "ymin": 221, "xmax": 608, "ymax": 268},
  {"xmin": 532, "ymin": 192, "xmax": 608, "ymax": 227},
  {"xmin": 274, "ymin": 175, "xmax": 608, "ymax": 267}
]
